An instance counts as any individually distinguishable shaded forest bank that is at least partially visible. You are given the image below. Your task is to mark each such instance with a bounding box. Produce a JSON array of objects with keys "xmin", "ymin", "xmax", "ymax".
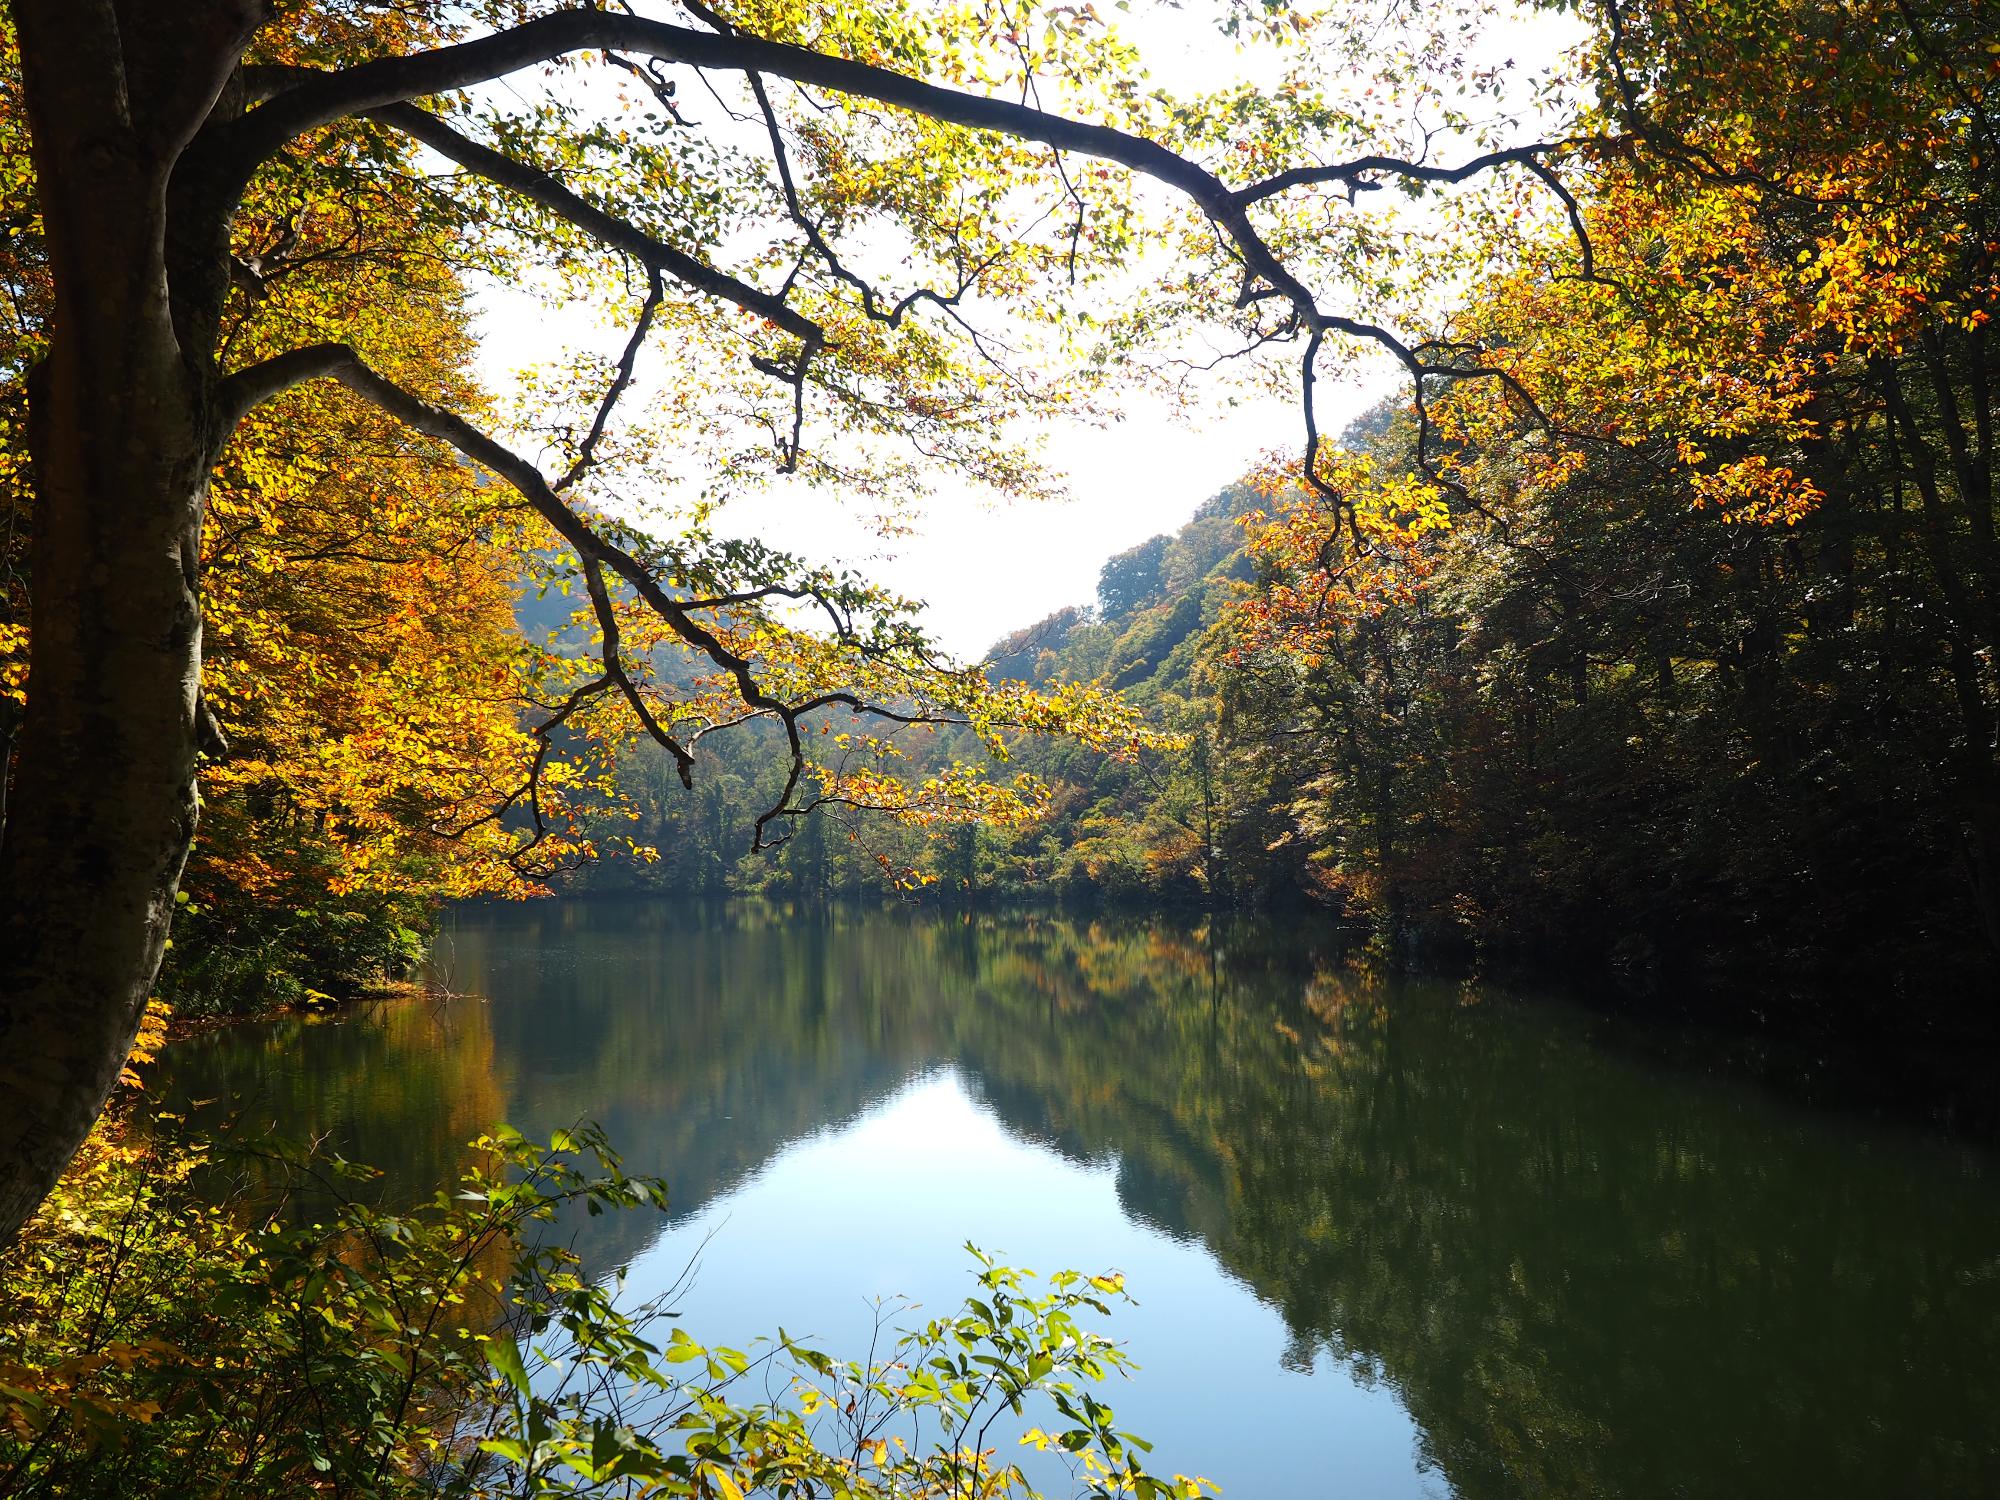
[
  {"xmin": 572, "ymin": 459, "xmax": 2000, "ymax": 1024},
  {"xmin": 560, "ymin": 0, "xmax": 2000, "ymax": 1013}
]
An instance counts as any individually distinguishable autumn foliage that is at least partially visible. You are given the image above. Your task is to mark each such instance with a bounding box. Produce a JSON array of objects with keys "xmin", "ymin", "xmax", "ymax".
[
  {"xmin": 2, "ymin": 15, "xmax": 575, "ymax": 1009},
  {"xmin": 0, "ymin": 0, "xmax": 1209, "ymax": 1013},
  {"xmin": 1201, "ymin": 0, "xmax": 2000, "ymax": 974}
]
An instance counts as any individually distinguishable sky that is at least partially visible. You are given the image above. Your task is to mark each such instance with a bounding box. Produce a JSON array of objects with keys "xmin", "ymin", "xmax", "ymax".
[
  {"xmin": 468, "ymin": 1, "xmax": 1581, "ymax": 659},
  {"xmin": 472, "ymin": 286, "xmax": 1382, "ymax": 659}
]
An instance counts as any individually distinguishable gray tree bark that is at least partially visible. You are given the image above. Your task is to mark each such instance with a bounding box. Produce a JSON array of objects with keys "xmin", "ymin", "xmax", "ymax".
[{"xmin": 0, "ymin": 0, "xmax": 254, "ymax": 1245}]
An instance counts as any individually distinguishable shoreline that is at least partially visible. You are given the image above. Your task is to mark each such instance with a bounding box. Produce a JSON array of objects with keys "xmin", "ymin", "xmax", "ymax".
[{"xmin": 162, "ymin": 976, "xmax": 442, "ymax": 1045}]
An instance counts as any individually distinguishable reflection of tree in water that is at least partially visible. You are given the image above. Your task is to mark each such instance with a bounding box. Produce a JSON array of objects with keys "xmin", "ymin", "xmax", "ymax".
[
  {"xmin": 926, "ymin": 925, "xmax": 2000, "ymax": 1499},
  {"xmin": 165, "ymin": 902, "xmax": 2000, "ymax": 1498},
  {"xmin": 160, "ymin": 990, "xmax": 508, "ymax": 1213}
]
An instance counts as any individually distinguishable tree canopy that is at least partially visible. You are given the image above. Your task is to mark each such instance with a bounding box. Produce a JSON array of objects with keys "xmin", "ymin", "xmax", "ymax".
[
  {"xmin": 0, "ymin": 0, "xmax": 1610, "ymax": 1242},
  {"xmin": 546, "ymin": 0, "xmax": 2000, "ymax": 999},
  {"xmin": 5, "ymin": 0, "xmax": 1994, "ymax": 1235}
]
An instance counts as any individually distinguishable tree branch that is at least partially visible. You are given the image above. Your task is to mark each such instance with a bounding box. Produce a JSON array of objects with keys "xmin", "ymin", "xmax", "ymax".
[
  {"xmin": 212, "ymin": 342, "xmax": 354, "ymax": 433},
  {"xmin": 1231, "ymin": 144, "xmax": 1563, "ymax": 206},
  {"xmin": 215, "ymin": 340, "xmax": 985, "ymax": 847},
  {"xmin": 555, "ymin": 269, "xmax": 665, "ymax": 496},
  {"xmin": 365, "ymin": 101, "xmax": 822, "ymax": 348},
  {"xmin": 580, "ymin": 556, "xmax": 695, "ymax": 787},
  {"xmin": 216, "ymin": 10, "xmax": 1588, "ymax": 548},
  {"xmin": 210, "ymin": 12, "xmax": 1523, "ymax": 375}
]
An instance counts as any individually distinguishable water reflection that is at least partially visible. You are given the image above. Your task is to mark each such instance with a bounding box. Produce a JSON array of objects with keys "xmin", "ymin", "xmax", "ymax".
[{"xmin": 161, "ymin": 900, "xmax": 2000, "ymax": 1498}]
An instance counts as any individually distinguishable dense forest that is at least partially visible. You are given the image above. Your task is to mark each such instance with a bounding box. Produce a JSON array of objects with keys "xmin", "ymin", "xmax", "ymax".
[{"xmin": 593, "ymin": 132, "xmax": 2000, "ymax": 1000}]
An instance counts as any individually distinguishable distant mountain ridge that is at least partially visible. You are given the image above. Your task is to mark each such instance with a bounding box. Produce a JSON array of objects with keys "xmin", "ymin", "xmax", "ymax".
[{"xmin": 982, "ymin": 481, "xmax": 1263, "ymax": 702}]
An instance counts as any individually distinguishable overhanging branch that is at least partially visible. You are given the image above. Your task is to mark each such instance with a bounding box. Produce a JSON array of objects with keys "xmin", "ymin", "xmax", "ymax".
[
  {"xmin": 365, "ymin": 101, "xmax": 823, "ymax": 350},
  {"xmin": 214, "ymin": 12, "xmax": 1573, "ymax": 379},
  {"xmin": 214, "ymin": 9, "xmax": 1592, "ymax": 547},
  {"xmin": 212, "ymin": 339, "xmax": 989, "ymax": 848},
  {"xmin": 1231, "ymin": 145, "xmax": 1564, "ymax": 206}
]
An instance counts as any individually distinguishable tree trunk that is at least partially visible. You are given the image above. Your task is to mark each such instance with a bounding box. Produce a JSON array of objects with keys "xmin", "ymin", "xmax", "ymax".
[{"xmin": 0, "ymin": 0, "xmax": 248, "ymax": 1245}]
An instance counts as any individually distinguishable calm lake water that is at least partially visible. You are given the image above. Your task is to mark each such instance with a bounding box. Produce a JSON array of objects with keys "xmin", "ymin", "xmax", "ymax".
[{"xmin": 160, "ymin": 899, "xmax": 2000, "ymax": 1498}]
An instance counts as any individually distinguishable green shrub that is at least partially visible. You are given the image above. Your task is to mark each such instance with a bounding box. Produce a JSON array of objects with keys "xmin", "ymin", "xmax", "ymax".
[
  {"xmin": 157, "ymin": 885, "xmax": 431, "ymax": 1018},
  {"xmin": 0, "ymin": 1121, "xmax": 1211, "ymax": 1500}
]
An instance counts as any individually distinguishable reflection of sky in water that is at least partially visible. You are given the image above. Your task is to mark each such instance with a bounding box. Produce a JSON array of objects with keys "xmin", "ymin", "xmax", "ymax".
[
  {"xmin": 160, "ymin": 901, "xmax": 2000, "ymax": 1500},
  {"xmin": 631, "ymin": 1069, "xmax": 1441, "ymax": 1500}
]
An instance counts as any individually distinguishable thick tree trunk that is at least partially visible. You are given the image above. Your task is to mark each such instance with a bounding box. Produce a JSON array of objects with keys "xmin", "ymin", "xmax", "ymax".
[{"xmin": 0, "ymin": 0, "xmax": 249, "ymax": 1245}]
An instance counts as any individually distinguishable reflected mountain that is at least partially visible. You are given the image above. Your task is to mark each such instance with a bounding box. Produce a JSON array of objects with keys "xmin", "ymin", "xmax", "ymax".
[{"xmin": 160, "ymin": 899, "xmax": 2000, "ymax": 1497}]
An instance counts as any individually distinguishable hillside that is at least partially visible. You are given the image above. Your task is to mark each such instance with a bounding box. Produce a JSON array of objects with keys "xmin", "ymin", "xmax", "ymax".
[{"xmin": 572, "ymin": 479, "xmax": 1283, "ymax": 905}]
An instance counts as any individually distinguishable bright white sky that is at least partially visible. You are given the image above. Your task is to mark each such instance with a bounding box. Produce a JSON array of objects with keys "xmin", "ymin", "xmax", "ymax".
[
  {"xmin": 469, "ymin": 2, "xmax": 1582, "ymax": 659},
  {"xmin": 472, "ymin": 296, "xmax": 1368, "ymax": 658},
  {"xmin": 723, "ymin": 391, "xmax": 1333, "ymax": 657}
]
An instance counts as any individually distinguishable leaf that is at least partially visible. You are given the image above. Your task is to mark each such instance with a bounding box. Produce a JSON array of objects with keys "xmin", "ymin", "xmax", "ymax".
[{"xmin": 484, "ymin": 1333, "xmax": 529, "ymax": 1392}]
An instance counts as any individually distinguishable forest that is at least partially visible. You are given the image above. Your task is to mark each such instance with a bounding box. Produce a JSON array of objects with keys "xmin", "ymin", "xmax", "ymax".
[
  {"xmin": 1, "ymin": 0, "xmax": 1996, "ymax": 1493},
  {"xmin": 587, "ymin": 76, "xmax": 2000, "ymax": 1003}
]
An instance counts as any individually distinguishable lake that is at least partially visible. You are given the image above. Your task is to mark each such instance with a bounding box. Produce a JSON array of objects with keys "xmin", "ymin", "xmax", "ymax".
[{"xmin": 159, "ymin": 898, "xmax": 2000, "ymax": 1498}]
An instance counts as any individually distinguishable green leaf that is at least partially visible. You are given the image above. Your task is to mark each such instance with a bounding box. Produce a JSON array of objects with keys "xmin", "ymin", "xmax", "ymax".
[{"xmin": 484, "ymin": 1332, "xmax": 529, "ymax": 1392}]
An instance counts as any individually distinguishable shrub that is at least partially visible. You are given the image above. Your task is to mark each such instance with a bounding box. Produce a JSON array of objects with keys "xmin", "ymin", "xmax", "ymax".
[
  {"xmin": 157, "ymin": 884, "xmax": 431, "ymax": 1019},
  {"xmin": 0, "ymin": 1120, "xmax": 1211, "ymax": 1500}
]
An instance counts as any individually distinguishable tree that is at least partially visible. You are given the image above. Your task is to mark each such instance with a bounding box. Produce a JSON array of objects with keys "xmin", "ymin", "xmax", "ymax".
[
  {"xmin": 0, "ymin": 0, "xmax": 1590, "ymax": 1243},
  {"xmin": 1097, "ymin": 533, "xmax": 1169, "ymax": 618},
  {"xmin": 1224, "ymin": 0, "xmax": 2000, "ymax": 971}
]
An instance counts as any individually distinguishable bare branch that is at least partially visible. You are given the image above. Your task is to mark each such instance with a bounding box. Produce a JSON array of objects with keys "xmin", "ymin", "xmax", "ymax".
[
  {"xmin": 213, "ymin": 342, "xmax": 355, "ymax": 433},
  {"xmin": 365, "ymin": 101, "xmax": 823, "ymax": 348},
  {"xmin": 1230, "ymin": 144, "xmax": 1563, "ymax": 206},
  {"xmin": 580, "ymin": 557, "xmax": 696, "ymax": 787},
  {"xmin": 555, "ymin": 269, "xmax": 665, "ymax": 495}
]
